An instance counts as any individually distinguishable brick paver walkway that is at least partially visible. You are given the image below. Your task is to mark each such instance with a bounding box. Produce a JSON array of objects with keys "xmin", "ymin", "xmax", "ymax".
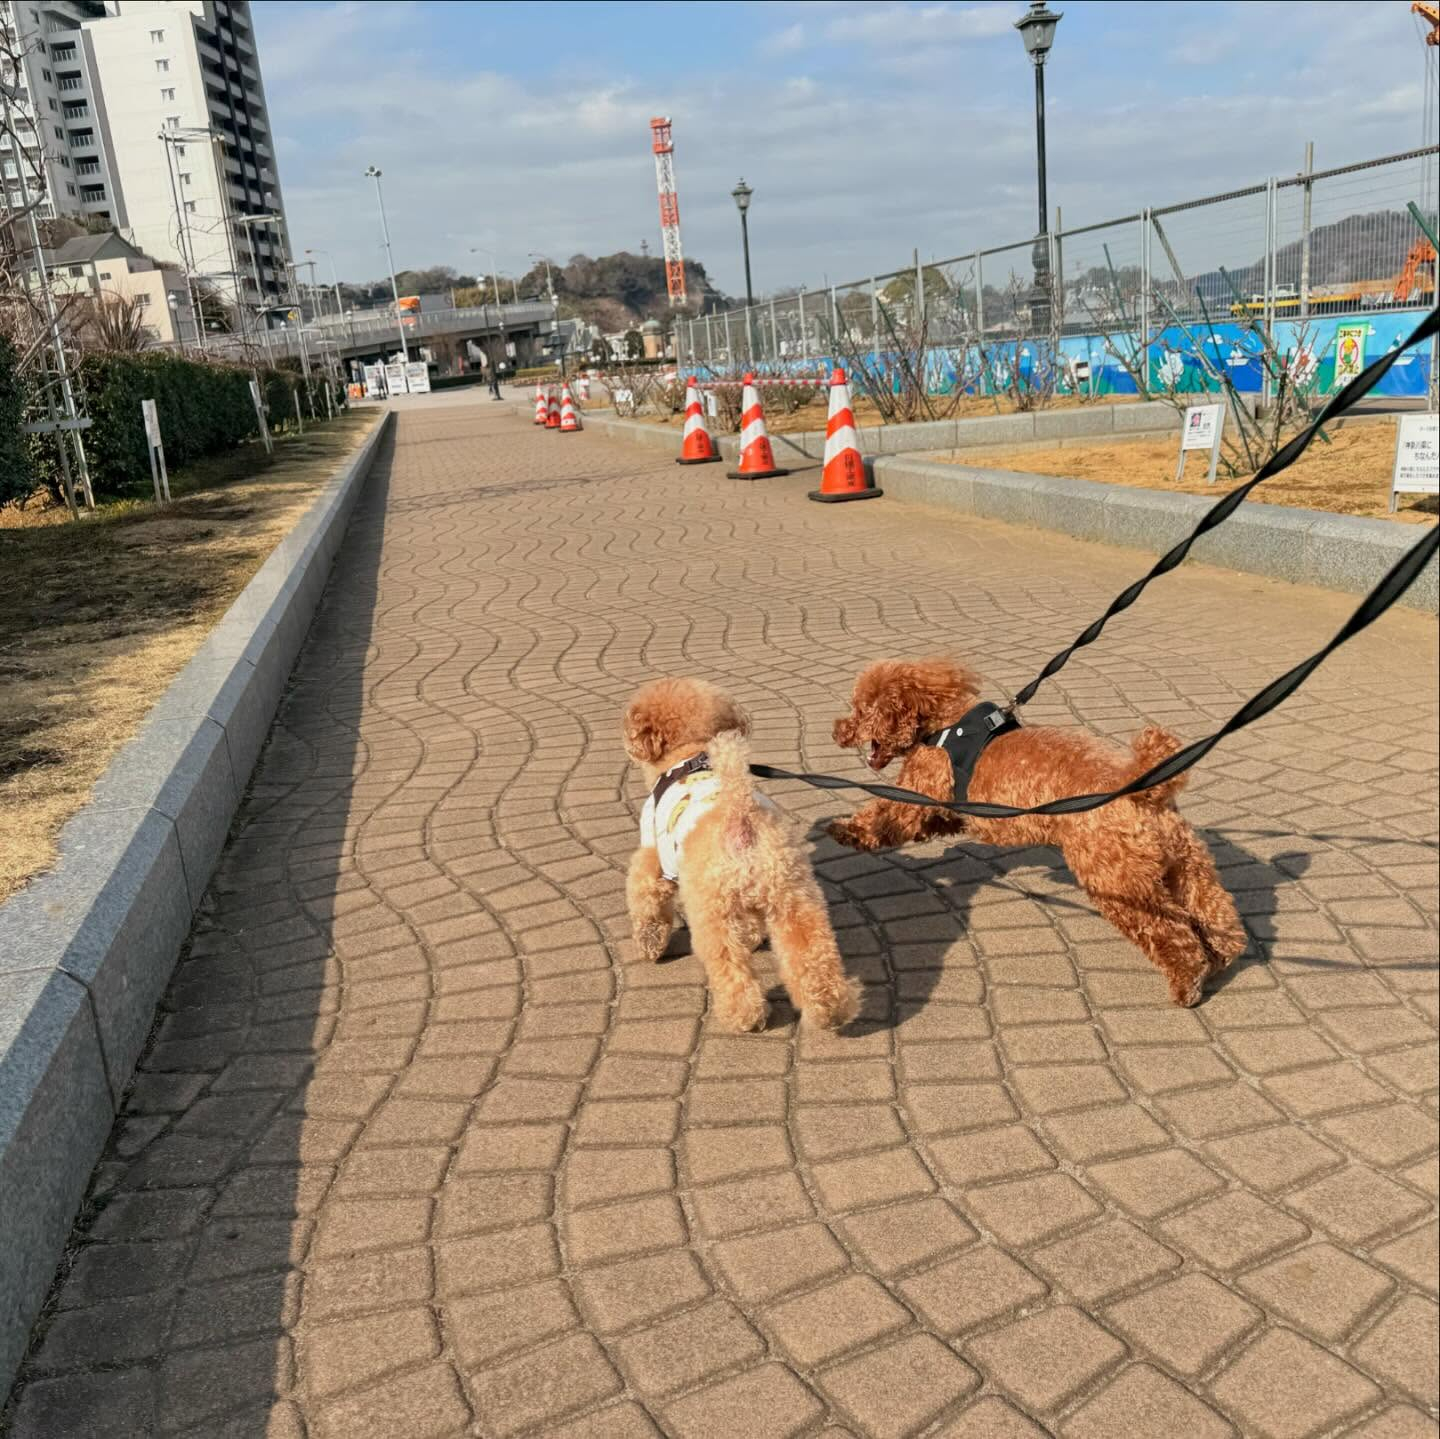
[{"xmin": 8, "ymin": 394, "xmax": 1437, "ymax": 1439}]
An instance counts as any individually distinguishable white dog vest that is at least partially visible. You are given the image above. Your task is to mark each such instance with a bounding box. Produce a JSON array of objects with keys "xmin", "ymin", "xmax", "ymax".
[{"xmin": 640, "ymin": 753, "xmax": 773, "ymax": 882}]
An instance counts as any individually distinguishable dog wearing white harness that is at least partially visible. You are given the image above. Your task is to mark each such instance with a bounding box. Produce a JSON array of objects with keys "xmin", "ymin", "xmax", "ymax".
[{"xmin": 623, "ymin": 678, "xmax": 859, "ymax": 1033}]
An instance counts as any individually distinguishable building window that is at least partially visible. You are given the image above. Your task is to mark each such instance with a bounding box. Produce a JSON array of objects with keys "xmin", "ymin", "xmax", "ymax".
[
  {"xmin": 155, "ymin": 58, "xmax": 169, "ymax": 72},
  {"xmin": 166, "ymin": 115, "xmax": 180, "ymax": 128},
  {"xmin": 47, "ymin": 97, "xmax": 56, "ymax": 110},
  {"xmin": 66, "ymin": 182, "xmax": 75, "ymax": 195},
  {"xmin": 53, "ymin": 124, "xmax": 62, "ymax": 138},
  {"xmin": 69, "ymin": 264, "xmax": 84, "ymax": 276},
  {"xmin": 184, "ymin": 200, "xmax": 196, "ymax": 212},
  {"xmin": 98, "ymin": 270, "xmax": 110, "ymax": 280},
  {"xmin": 179, "ymin": 171, "xmax": 190, "ymax": 184},
  {"xmin": 161, "ymin": 87, "xmax": 175, "ymax": 100},
  {"xmin": 149, "ymin": 28, "xmax": 164, "ymax": 42},
  {"xmin": 135, "ymin": 294, "xmax": 150, "ymax": 309},
  {"xmin": 41, "ymin": 67, "xmax": 51, "ymax": 81},
  {"xmin": 175, "ymin": 144, "xmax": 185, "ymax": 156}
]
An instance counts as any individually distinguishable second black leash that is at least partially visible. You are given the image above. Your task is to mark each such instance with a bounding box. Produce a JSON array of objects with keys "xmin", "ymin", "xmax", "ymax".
[
  {"xmin": 750, "ymin": 303, "xmax": 1440, "ymax": 820},
  {"xmin": 751, "ymin": 520, "xmax": 1436, "ymax": 818},
  {"xmin": 1008, "ymin": 304, "xmax": 1439, "ymax": 711}
]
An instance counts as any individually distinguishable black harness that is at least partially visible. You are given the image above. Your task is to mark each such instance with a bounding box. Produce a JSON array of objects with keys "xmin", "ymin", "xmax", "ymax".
[
  {"xmin": 649, "ymin": 753, "xmax": 711, "ymax": 810},
  {"xmin": 920, "ymin": 702, "xmax": 1020, "ymax": 802}
]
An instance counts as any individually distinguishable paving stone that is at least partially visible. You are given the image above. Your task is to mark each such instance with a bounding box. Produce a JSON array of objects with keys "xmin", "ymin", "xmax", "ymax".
[
  {"xmin": 566, "ymin": 1194, "xmax": 687, "ymax": 1264},
  {"xmin": 1238, "ymin": 1245, "xmax": 1395, "ymax": 1350},
  {"xmin": 821, "ymin": 1333, "xmax": 980, "ymax": 1439},
  {"xmin": 1104, "ymin": 1273, "xmax": 1262, "ymax": 1375},
  {"xmin": 447, "ymin": 1279, "xmax": 579, "ymax": 1367},
  {"xmin": 1159, "ymin": 1189, "xmax": 1309, "ymax": 1270},
  {"xmin": 1061, "ymin": 1363, "xmax": 1236, "ymax": 1438},
  {"xmin": 810, "ymin": 1146, "xmax": 936, "ymax": 1211},
  {"xmin": 711, "ymin": 1223, "xmax": 849, "ymax": 1302},
  {"xmin": 299, "ymin": 1307, "xmax": 439, "ymax": 1399},
  {"xmin": 573, "ymin": 1250, "xmax": 711, "ymax": 1333},
  {"xmin": 613, "ymin": 1297, "xmax": 765, "ymax": 1396},
  {"xmin": 562, "ymin": 1147, "xmax": 675, "ymax": 1208},
  {"xmin": 837, "ymin": 1197, "xmax": 978, "ymax": 1275},
  {"xmin": 1287, "ymin": 1165, "xmax": 1430, "ymax": 1245},
  {"xmin": 964, "ymin": 1173, "xmax": 1102, "ymax": 1247},
  {"xmin": 900, "ymin": 1245, "xmax": 1048, "ymax": 1334},
  {"xmin": 965, "ymin": 1306, "xmax": 1126, "ymax": 1412},
  {"xmin": 1030, "ymin": 1217, "xmax": 1182, "ymax": 1303},
  {"xmin": 931, "ymin": 1396, "xmax": 1048, "ymax": 1438},
  {"xmin": 1212, "ymin": 1329, "xmax": 1382, "ymax": 1439},
  {"xmin": 665, "ymin": 1363, "xmax": 824, "ymax": 1439},
  {"xmin": 765, "ymin": 1275, "xmax": 911, "ymax": 1365},
  {"xmin": 1351, "ymin": 1296, "xmax": 1439, "ymax": 1406},
  {"xmin": 1088, "ymin": 1148, "xmax": 1226, "ymax": 1218}
]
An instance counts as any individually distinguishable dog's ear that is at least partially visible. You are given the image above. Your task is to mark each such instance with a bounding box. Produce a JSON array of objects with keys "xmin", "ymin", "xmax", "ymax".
[
  {"xmin": 714, "ymin": 696, "xmax": 751, "ymax": 738},
  {"xmin": 833, "ymin": 714, "xmax": 858, "ymax": 748},
  {"xmin": 623, "ymin": 702, "xmax": 668, "ymax": 763}
]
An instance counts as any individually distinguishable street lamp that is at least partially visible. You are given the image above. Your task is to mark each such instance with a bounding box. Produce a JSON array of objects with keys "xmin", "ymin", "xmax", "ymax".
[
  {"xmin": 1015, "ymin": 0, "xmax": 1061, "ymax": 336},
  {"xmin": 365, "ymin": 165, "xmax": 411, "ymax": 364},
  {"xmin": 305, "ymin": 247, "xmax": 344, "ymax": 322},
  {"xmin": 731, "ymin": 179, "xmax": 755, "ymax": 358}
]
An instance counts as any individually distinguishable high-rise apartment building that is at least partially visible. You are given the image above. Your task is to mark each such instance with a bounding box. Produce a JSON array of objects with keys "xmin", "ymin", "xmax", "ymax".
[
  {"xmin": 1, "ymin": 0, "xmax": 290, "ymax": 311},
  {"xmin": 1, "ymin": 1, "xmax": 118, "ymax": 225}
]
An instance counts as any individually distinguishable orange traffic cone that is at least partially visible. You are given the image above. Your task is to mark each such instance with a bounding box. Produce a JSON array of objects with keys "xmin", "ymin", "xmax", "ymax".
[
  {"xmin": 809, "ymin": 367, "xmax": 881, "ymax": 503},
  {"xmin": 545, "ymin": 383, "xmax": 561, "ymax": 429},
  {"xmin": 533, "ymin": 381, "xmax": 547, "ymax": 426},
  {"xmin": 676, "ymin": 376, "xmax": 721, "ymax": 465},
  {"xmin": 727, "ymin": 373, "xmax": 789, "ymax": 480},
  {"xmin": 559, "ymin": 382, "xmax": 582, "ymax": 432}
]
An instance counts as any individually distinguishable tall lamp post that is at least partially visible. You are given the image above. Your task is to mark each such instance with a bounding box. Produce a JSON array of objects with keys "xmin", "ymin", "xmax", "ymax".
[
  {"xmin": 731, "ymin": 178, "xmax": 755, "ymax": 359},
  {"xmin": 365, "ymin": 165, "xmax": 410, "ymax": 364},
  {"xmin": 1015, "ymin": 0, "xmax": 1061, "ymax": 338}
]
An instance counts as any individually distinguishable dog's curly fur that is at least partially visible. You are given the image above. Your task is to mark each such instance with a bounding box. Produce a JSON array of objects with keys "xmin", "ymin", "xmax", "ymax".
[
  {"xmin": 623, "ymin": 678, "xmax": 860, "ymax": 1033},
  {"xmin": 829, "ymin": 658, "xmax": 1246, "ymax": 1006}
]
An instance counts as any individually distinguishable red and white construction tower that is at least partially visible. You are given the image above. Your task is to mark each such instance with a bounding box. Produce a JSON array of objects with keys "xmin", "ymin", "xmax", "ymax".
[{"xmin": 650, "ymin": 116, "xmax": 687, "ymax": 308}]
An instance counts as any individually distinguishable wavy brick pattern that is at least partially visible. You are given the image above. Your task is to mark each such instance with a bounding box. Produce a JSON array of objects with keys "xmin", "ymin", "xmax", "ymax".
[{"xmin": 6, "ymin": 395, "xmax": 1436, "ymax": 1438}]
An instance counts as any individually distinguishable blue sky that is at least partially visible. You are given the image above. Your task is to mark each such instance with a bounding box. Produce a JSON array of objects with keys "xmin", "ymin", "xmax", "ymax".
[{"xmin": 252, "ymin": 0, "xmax": 1436, "ymax": 298}]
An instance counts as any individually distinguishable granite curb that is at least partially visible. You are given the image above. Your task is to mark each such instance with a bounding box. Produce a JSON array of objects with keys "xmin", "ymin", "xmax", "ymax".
[{"xmin": 0, "ymin": 411, "xmax": 394, "ymax": 1391}]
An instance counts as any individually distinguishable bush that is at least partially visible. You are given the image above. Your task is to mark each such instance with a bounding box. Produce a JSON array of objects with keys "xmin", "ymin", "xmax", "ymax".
[{"xmin": 0, "ymin": 337, "xmax": 33, "ymax": 507}]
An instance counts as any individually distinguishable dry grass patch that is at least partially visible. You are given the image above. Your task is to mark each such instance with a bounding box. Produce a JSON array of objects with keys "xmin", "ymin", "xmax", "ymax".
[
  {"xmin": 933, "ymin": 416, "xmax": 1437, "ymax": 524},
  {"xmin": 0, "ymin": 411, "xmax": 379, "ymax": 905}
]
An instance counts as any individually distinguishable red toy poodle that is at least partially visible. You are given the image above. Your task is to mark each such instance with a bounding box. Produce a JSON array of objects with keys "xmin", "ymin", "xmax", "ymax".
[{"xmin": 829, "ymin": 658, "xmax": 1245, "ymax": 1006}]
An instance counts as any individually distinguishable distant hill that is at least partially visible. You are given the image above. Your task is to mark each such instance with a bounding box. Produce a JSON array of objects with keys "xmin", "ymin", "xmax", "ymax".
[{"xmin": 338, "ymin": 251, "xmax": 730, "ymax": 329}]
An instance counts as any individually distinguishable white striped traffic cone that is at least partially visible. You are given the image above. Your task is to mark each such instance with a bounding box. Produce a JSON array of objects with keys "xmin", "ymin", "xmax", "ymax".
[
  {"xmin": 578, "ymin": 374, "xmax": 591, "ymax": 402},
  {"xmin": 676, "ymin": 376, "xmax": 721, "ymax": 465},
  {"xmin": 727, "ymin": 373, "xmax": 789, "ymax": 480},
  {"xmin": 545, "ymin": 383, "xmax": 561, "ymax": 429},
  {"xmin": 559, "ymin": 382, "xmax": 582, "ymax": 432},
  {"xmin": 533, "ymin": 381, "xmax": 547, "ymax": 426},
  {"xmin": 808, "ymin": 367, "xmax": 881, "ymax": 503}
]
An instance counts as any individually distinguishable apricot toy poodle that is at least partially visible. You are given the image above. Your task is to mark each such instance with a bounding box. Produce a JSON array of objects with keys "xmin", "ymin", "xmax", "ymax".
[
  {"xmin": 623, "ymin": 677, "xmax": 860, "ymax": 1032},
  {"xmin": 829, "ymin": 658, "xmax": 1245, "ymax": 1006}
]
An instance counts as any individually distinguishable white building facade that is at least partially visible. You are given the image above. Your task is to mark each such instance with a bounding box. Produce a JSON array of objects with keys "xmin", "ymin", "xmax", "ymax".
[{"xmin": 2, "ymin": 0, "xmax": 290, "ymax": 314}]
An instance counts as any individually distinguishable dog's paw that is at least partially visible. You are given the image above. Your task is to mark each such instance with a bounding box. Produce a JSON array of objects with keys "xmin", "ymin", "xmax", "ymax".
[
  {"xmin": 713, "ymin": 988, "xmax": 770, "ymax": 1033},
  {"xmin": 827, "ymin": 818, "xmax": 875, "ymax": 850},
  {"xmin": 1168, "ymin": 972, "xmax": 1206, "ymax": 1008},
  {"xmin": 803, "ymin": 976, "xmax": 862, "ymax": 1032},
  {"xmin": 631, "ymin": 922, "xmax": 671, "ymax": 964}
]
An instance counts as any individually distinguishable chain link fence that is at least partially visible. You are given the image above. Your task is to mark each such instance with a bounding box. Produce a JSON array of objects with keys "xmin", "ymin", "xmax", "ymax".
[{"xmin": 677, "ymin": 146, "xmax": 1438, "ymax": 401}]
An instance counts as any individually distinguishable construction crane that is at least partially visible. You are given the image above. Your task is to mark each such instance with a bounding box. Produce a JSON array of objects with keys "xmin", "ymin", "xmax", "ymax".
[
  {"xmin": 1413, "ymin": 2, "xmax": 1440, "ymax": 43},
  {"xmin": 1392, "ymin": 236, "xmax": 1437, "ymax": 302},
  {"xmin": 649, "ymin": 117, "xmax": 687, "ymax": 309}
]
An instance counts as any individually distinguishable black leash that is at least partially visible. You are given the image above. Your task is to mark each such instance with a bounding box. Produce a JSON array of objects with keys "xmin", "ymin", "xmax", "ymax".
[
  {"xmin": 1009, "ymin": 305, "xmax": 1438, "ymax": 710},
  {"xmin": 750, "ymin": 305, "xmax": 1439, "ymax": 820}
]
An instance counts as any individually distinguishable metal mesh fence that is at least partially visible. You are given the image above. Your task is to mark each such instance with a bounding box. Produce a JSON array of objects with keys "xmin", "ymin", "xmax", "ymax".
[{"xmin": 682, "ymin": 146, "xmax": 1437, "ymax": 391}]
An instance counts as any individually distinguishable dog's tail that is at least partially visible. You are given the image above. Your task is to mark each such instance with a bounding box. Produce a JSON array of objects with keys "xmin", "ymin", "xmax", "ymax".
[
  {"xmin": 709, "ymin": 729, "xmax": 762, "ymax": 854},
  {"xmin": 1127, "ymin": 726, "xmax": 1188, "ymax": 809}
]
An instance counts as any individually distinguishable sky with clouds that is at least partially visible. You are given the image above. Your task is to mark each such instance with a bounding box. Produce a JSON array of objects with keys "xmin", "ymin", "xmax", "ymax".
[{"xmin": 252, "ymin": 0, "xmax": 1437, "ymax": 298}]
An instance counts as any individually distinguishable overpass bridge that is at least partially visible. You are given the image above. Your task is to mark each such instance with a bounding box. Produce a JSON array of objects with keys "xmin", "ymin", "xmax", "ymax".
[{"xmin": 210, "ymin": 299, "xmax": 565, "ymax": 371}]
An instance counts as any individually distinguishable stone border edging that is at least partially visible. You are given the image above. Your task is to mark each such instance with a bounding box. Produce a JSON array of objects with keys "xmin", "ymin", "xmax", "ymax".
[
  {"xmin": 0, "ymin": 411, "xmax": 394, "ymax": 1392},
  {"xmin": 870, "ymin": 456, "xmax": 1437, "ymax": 612},
  {"xmin": 585, "ymin": 409, "xmax": 1436, "ymax": 613}
]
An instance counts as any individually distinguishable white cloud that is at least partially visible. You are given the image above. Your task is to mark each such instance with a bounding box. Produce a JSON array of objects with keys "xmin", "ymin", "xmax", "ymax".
[
  {"xmin": 827, "ymin": 4, "xmax": 1015, "ymax": 46},
  {"xmin": 765, "ymin": 22, "xmax": 806, "ymax": 55}
]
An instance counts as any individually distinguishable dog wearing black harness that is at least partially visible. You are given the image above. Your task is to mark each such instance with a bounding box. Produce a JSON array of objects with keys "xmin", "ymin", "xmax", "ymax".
[{"xmin": 828, "ymin": 658, "xmax": 1245, "ymax": 1007}]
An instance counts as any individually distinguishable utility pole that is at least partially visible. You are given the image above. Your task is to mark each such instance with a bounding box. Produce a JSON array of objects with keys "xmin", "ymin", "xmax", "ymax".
[{"xmin": 365, "ymin": 166, "xmax": 410, "ymax": 364}]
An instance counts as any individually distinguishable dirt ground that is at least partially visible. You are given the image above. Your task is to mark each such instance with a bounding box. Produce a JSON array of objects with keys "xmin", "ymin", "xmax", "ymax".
[
  {"xmin": 0, "ymin": 411, "xmax": 379, "ymax": 905},
  {"xmin": 934, "ymin": 416, "xmax": 1438, "ymax": 524}
]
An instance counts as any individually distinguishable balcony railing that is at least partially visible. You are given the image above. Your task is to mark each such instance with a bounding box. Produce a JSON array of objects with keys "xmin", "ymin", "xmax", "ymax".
[
  {"xmin": 68, "ymin": 132, "xmax": 95, "ymax": 149},
  {"xmin": 80, "ymin": 184, "xmax": 105, "ymax": 201},
  {"xmin": 75, "ymin": 159, "xmax": 100, "ymax": 175},
  {"xmin": 56, "ymin": 76, "xmax": 84, "ymax": 92}
]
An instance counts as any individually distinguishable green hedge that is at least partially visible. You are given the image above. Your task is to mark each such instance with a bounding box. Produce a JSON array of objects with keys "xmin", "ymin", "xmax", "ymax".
[
  {"xmin": 0, "ymin": 337, "xmax": 31, "ymax": 508},
  {"xmin": 16, "ymin": 354, "xmax": 338, "ymax": 504}
]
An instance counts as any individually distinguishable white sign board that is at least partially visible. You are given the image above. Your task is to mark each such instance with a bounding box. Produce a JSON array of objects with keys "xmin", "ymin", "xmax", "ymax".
[
  {"xmin": 705, "ymin": 391, "xmax": 718, "ymax": 418},
  {"xmin": 1390, "ymin": 413, "xmax": 1440, "ymax": 513},
  {"xmin": 364, "ymin": 365, "xmax": 385, "ymax": 399},
  {"xmin": 1177, "ymin": 403, "xmax": 1225, "ymax": 484},
  {"xmin": 384, "ymin": 361, "xmax": 409, "ymax": 396},
  {"xmin": 140, "ymin": 398, "xmax": 170, "ymax": 502},
  {"xmin": 248, "ymin": 379, "xmax": 273, "ymax": 454},
  {"xmin": 405, "ymin": 361, "xmax": 431, "ymax": 395},
  {"xmin": 613, "ymin": 388, "xmax": 635, "ymax": 416}
]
